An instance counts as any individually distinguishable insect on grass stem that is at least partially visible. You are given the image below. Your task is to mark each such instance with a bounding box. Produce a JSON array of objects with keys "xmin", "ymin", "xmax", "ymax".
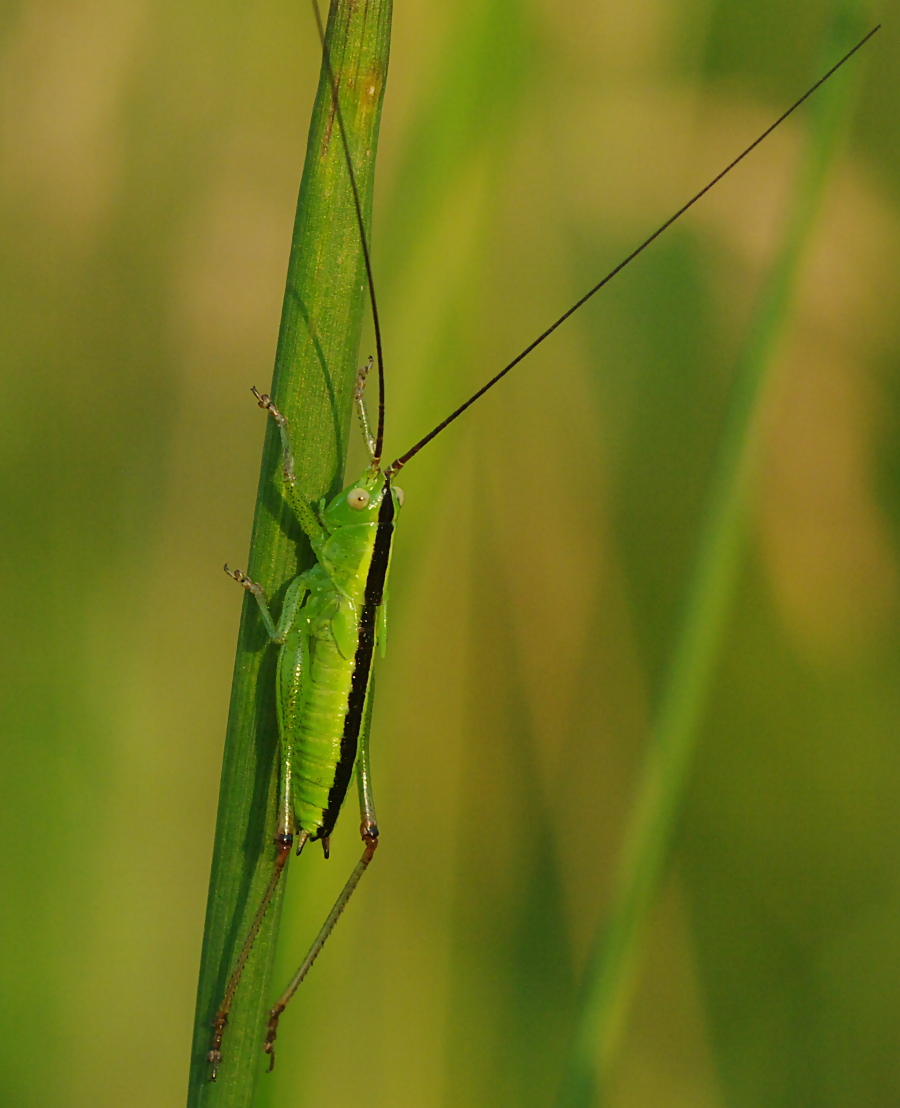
[{"xmin": 200, "ymin": 9, "xmax": 880, "ymax": 1087}]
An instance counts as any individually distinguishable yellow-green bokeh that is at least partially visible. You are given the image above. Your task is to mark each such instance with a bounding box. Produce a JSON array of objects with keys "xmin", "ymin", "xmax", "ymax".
[{"xmin": 2, "ymin": 1, "xmax": 900, "ymax": 1106}]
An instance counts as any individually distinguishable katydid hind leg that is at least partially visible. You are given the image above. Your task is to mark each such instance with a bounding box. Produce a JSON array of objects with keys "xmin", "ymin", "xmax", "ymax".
[
  {"xmin": 263, "ymin": 837, "xmax": 378, "ymax": 1070},
  {"xmin": 356, "ymin": 680, "xmax": 379, "ymax": 837},
  {"xmin": 207, "ymin": 774, "xmax": 303, "ymax": 1081},
  {"xmin": 208, "ymin": 575, "xmax": 311, "ymax": 1078},
  {"xmin": 263, "ymin": 686, "xmax": 380, "ymax": 1070}
]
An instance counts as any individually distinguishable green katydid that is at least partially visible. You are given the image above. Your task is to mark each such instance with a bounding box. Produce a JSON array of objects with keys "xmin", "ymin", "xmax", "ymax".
[{"xmin": 207, "ymin": 13, "xmax": 880, "ymax": 1078}]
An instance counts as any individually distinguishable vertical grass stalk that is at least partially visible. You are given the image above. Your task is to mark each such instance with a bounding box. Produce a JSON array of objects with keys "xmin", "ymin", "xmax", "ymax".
[
  {"xmin": 186, "ymin": 3, "xmax": 392, "ymax": 1104},
  {"xmin": 558, "ymin": 7, "xmax": 873, "ymax": 1105}
]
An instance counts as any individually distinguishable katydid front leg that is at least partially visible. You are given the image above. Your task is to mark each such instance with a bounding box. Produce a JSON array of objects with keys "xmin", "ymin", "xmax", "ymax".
[
  {"xmin": 353, "ymin": 356, "xmax": 378, "ymax": 464},
  {"xmin": 251, "ymin": 387, "xmax": 327, "ymax": 545}
]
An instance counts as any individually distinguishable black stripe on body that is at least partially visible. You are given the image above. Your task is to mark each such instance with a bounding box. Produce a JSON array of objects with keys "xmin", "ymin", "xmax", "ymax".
[{"xmin": 319, "ymin": 480, "xmax": 395, "ymax": 836}]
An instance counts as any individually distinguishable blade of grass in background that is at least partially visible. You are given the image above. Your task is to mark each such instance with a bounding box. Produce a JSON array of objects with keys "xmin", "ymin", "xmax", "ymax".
[
  {"xmin": 1, "ymin": 0, "xmax": 898, "ymax": 1102},
  {"xmin": 186, "ymin": 2, "xmax": 392, "ymax": 1104},
  {"xmin": 558, "ymin": 6, "xmax": 876, "ymax": 1105}
]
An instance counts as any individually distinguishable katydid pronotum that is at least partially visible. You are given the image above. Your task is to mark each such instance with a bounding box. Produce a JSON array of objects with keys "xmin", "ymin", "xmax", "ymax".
[{"xmin": 207, "ymin": 13, "xmax": 879, "ymax": 1078}]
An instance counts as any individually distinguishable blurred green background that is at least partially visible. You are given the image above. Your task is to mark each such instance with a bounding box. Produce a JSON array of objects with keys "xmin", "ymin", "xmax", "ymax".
[{"xmin": 3, "ymin": 1, "xmax": 900, "ymax": 1105}]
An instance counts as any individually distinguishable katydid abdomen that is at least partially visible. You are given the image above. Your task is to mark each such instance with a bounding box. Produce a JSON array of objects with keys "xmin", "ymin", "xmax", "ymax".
[{"xmin": 279, "ymin": 627, "xmax": 353, "ymax": 836}]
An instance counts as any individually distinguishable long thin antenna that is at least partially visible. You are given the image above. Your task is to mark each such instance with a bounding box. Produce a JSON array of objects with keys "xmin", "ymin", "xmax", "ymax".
[
  {"xmin": 312, "ymin": 0, "xmax": 387, "ymax": 465},
  {"xmin": 386, "ymin": 24, "xmax": 880, "ymax": 475}
]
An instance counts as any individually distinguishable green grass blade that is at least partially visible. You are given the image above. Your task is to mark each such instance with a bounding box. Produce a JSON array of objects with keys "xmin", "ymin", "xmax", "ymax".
[
  {"xmin": 558, "ymin": 8, "xmax": 875, "ymax": 1106},
  {"xmin": 185, "ymin": 2, "xmax": 392, "ymax": 1105}
]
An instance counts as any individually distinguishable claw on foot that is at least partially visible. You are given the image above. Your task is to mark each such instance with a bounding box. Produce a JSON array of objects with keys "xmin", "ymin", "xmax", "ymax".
[
  {"xmin": 250, "ymin": 386, "xmax": 287, "ymax": 425},
  {"xmin": 207, "ymin": 1049, "xmax": 222, "ymax": 1082},
  {"xmin": 354, "ymin": 356, "xmax": 374, "ymax": 400},
  {"xmin": 264, "ymin": 1010, "xmax": 282, "ymax": 1073},
  {"xmin": 223, "ymin": 564, "xmax": 263, "ymax": 597}
]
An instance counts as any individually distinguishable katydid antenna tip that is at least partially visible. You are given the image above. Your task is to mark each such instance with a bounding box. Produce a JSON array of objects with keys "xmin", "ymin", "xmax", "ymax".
[{"xmin": 386, "ymin": 23, "xmax": 881, "ymax": 473}]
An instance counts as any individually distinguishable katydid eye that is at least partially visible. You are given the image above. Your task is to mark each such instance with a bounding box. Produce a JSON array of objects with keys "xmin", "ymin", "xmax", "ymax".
[
  {"xmin": 347, "ymin": 488, "xmax": 370, "ymax": 510},
  {"xmin": 393, "ymin": 487, "xmax": 404, "ymax": 506}
]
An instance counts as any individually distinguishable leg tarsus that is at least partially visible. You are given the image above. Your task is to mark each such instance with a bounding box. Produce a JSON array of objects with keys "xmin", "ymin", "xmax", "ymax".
[
  {"xmin": 250, "ymin": 386, "xmax": 287, "ymax": 426},
  {"xmin": 264, "ymin": 1001, "xmax": 285, "ymax": 1071},
  {"xmin": 250, "ymin": 386, "xmax": 296, "ymax": 483},
  {"xmin": 224, "ymin": 565, "xmax": 283, "ymax": 642},
  {"xmin": 224, "ymin": 564, "xmax": 265, "ymax": 598},
  {"xmin": 354, "ymin": 356, "xmax": 377, "ymax": 463},
  {"xmin": 207, "ymin": 1039, "xmax": 224, "ymax": 1082}
]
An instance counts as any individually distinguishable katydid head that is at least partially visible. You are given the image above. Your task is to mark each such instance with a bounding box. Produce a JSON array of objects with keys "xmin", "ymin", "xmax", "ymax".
[{"xmin": 322, "ymin": 467, "xmax": 403, "ymax": 530}]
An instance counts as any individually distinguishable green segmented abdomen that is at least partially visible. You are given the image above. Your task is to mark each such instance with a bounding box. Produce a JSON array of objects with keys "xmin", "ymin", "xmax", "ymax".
[{"xmin": 288, "ymin": 631, "xmax": 361, "ymax": 835}]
